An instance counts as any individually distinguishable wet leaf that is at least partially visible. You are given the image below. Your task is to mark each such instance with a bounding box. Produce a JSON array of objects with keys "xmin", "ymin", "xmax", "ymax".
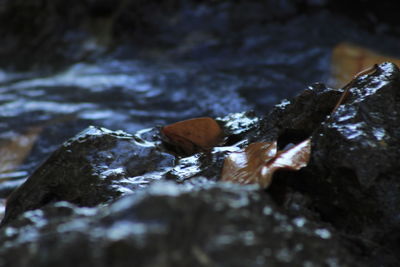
[
  {"xmin": 221, "ymin": 138, "xmax": 311, "ymax": 188},
  {"xmin": 0, "ymin": 127, "xmax": 42, "ymax": 176},
  {"xmin": 331, "ymin": 64, "xmax": 377, "ymax": 114},
  {"xmin": 331, "ymin": 42, "xmax": 400, "ymax": 87},
  {"xmin": 161, "ymin": 117, "xmax": 223, "ymax": 155}
]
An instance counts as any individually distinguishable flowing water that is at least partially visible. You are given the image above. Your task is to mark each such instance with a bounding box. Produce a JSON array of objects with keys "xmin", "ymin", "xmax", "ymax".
[{"xmin": 1, "ymin": 11, "xmax": 400, "ymax": 202}]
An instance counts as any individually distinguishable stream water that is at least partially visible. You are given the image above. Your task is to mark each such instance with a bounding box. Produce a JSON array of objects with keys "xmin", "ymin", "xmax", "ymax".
[{"xmin": 1, "ymin": 10, "xmax": 400, "ymax": 202}]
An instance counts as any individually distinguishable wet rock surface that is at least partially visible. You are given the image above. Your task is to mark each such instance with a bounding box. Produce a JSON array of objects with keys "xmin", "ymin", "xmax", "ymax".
[
  {"xmin": 256, "ymin": 62, "xmax": 400, "ymax": 266},
  {"xmin": 1, "ymin": 126, "xmax": 175, "ymax": 225},
  {"xmin": 313, "ymin": 63, "xmax": 400, "ymax": 187},
  {"xmin": 3, "ymin": 1, "xmax": 400, "ymax": 266},
  {"xmin": 305, "ymin": 63, "xmax": 400, "ymax": 265},
  {"xmin": 1, "ymin": 62, "xmax": 400, "ymax": 266},
  {"xmin": 0, "ymin": 183, "xmax": 364, "ymax": 267}
]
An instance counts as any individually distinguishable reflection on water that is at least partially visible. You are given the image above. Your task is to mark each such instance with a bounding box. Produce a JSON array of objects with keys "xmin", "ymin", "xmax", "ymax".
[
  {"xmin": 0, "ymin": 60, "xmax": 253, "ymax": 190},
  {"xmin": 2, "ymin": 10, "xmax": 400, "ymax": 200}
]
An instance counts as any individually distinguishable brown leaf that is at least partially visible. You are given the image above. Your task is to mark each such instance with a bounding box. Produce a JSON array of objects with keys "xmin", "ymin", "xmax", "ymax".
[
  {"xmin": 331, "ymin": 64, "xmax": 377, "ymax": 114},
  {"xmin": 331, "ymin": 43, "xmax": 400, "ymax": 87},
  {"xmin": 221, "ymin": 138, "xmax": 311, "ymax": 188},
  {"xmin": 161, "ymin": 117, "xmax": 223, "ymax": 155},
  {"xmin": 0, "ymin": 127, "xmax": 42, "ymax": 176}
]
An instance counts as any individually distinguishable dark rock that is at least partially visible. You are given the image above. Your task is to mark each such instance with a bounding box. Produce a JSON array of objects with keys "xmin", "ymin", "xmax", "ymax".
[
  {"xmin": 305, "ymin": 63, "xmax": 400, "ymax": 261},
  {"xmin": 255, "ymin": 82, "xmax": 342, "ymax": 145},
  {"xmin": 313, "ymin": 62, "xmax": 400, "ymax": 187},
  {"xmin": 3, "ymin": 62, "xmax": 400, "ymax": 265},
  {"xmin": 188, "ymin": 62, "xmax": 400, "ymax": 266},
  {"xmin": 1, "ymin": 126, "xmax": 175, "ymax": 226},
  {"xmin": 0, "ymin": 179, "xmax": 25, "ymax": 199},
  {"xmin": 0, "ymin": 182, "xmax": 364, "ymax": 267},
  {"xmin": 218, "ymin": 111, "xmax": 260, "ymax": 145},
  {"xmin": 255, "ymin": 62, "xmax": 400, "ymax": 266}
]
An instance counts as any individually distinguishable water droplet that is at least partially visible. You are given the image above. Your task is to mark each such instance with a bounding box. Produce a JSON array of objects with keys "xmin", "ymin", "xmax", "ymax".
[{"xmin": 315, "ymin": 228, "xmax": 331, "ymax": 239}]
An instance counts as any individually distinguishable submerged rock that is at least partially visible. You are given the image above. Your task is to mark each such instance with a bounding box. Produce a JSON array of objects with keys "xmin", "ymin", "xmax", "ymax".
[
  {"xmin": 1, "ymin": 126, "xmax": 175, "ymax": 226},
  {"xmin": 0, "ymin": 182, "xmax": 364, "ymax": 267}
]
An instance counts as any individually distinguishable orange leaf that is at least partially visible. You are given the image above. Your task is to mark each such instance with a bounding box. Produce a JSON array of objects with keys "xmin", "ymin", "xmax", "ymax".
[
  {"xmin": 221, "ymin": 139, "xmax": 311, "ymax": 188},
  {"xmin": 331, "ymin": 42, "xmax": 400, "ymax": 87},
  {"xmin": 161, "ymin": 117, "xmax": 223, "ymax": 155}
]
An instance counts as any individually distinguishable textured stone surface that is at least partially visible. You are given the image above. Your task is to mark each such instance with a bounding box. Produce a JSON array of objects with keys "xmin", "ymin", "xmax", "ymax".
[
  {"xmin": 259, "ymin": 62, "xmax": 400, "ymax": 266},
  {"xmin": 2, "ymin": 63, "xmax": 400, "ymax": 266},
  {"xmin": 313, "ymin": 62, "xmax": 400, "ymax": 187},
  {"xmin": 1, "ymin": 126, "xmax": 175, "ymax": 225},
  {"xmin": 0, "ymin": 183, "xmax": 364, "ymax": 267},
  {"xmin": 304, "ymin": 63, "xmax": 400, "ymax": 264}
]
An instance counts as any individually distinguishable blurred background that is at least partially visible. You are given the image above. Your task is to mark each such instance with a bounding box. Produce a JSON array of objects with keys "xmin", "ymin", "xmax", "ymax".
[{"xmin": 1, "ymin": 0, "xmax": 400, "ymax": 204}]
